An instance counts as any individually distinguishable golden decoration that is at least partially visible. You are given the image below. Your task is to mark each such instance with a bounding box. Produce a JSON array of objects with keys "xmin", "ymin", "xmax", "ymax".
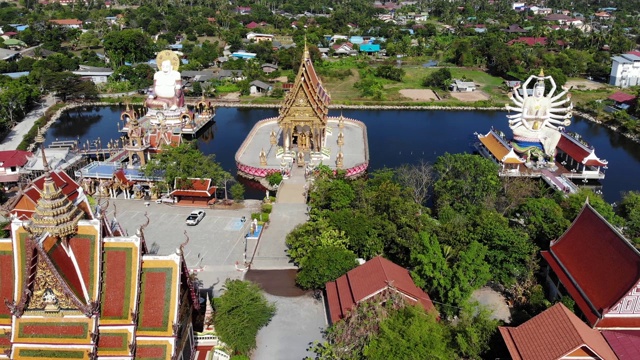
[
  {"xmin": 155, "ymin": 50, "xmax": 180, "ymax": 71},
  {"xmin": 26, "ymin": 257, "xmax": 77, "ymax": 311}
]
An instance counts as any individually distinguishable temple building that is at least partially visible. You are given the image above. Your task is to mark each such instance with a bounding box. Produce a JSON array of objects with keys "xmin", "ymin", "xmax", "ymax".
[
  {"xmin": 236, "ymin": 43, "xmax": 368, "ymax": 179},
  {"xmin": 0, "ymin": 142, "xmax": 199, "ymax": 359},
  {"xmin": 542, "ymin": 202, "xmax": 640, "ymax": 329}
]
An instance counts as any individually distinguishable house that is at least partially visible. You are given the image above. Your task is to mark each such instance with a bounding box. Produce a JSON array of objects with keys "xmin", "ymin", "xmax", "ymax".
[
  {"xmin": 332, "ymin": 42, "xmax": 354, "ymax": 55},
  {"xmin": 544, "ymin": 13, "xmax": 573, "ymax": 23},
  {"xmin": 216, "ymin": 69, "xmax": 245, "ymax": 82},
  {"xmin": 450, "ymin": 79, "xmax": 476, "ymax": 92},
  {"xmin": 245, "ymin": 21, "xmax": 259, "ymax": 29},
  {"xmin": 20, "ymin": 45, "xmax": 57, "ymax": 59},
  {"xmin": 247, "ymin": 32, "xmax": 274, "ymax": 42},
  {"xmin": 610, "ymin": 53, "xmax": 640, "ymax": 87},
  {"xmin": 325, "ymin": 256, "xmax": 436, "ymax": 324},
  {"xmin": 541, "ymin": 203, "xmax": 640, "ymax": 329},
  {"xmin": 231, "ymin": 51, "xmax": 257, "ymax": 60},
  {"xmin": 169, "ymin": 178, "xmax": 217, "ymax": 206},
  {"xmin": 48, "ymin": 19, "xmax": 83, "ymax": 29},
  {"xmin": 359, "ymin": 43, "xmax": 381, "ymax": 54},
  {"xmin": 23, "ymin": 146, "xmax": 84, "ymax": 178},
  {"xmin": 72, "ymin": 65, "xmax": 114, "ymax": 84},
  {"xmin": 608, "ymin": 91, "xmax": 636, "ymax": 110},
  {"xmin": 249, "ymin": 80, "xmax": 272, "ymax": 95},
  {"xmin": 499, "ymin": 303, "xmax": 618, "ymax": 359},
  {"xmin": 261, "ymin": 63, "xmax": 279, "ymax": 74},
  {"xmin": 0, "ymin": 150, "xmax": 31, "ymax": 185},
  {"xmin": 507, "ymin": 37, "xmax": 566, "ymax": 47},
  {"xmin": 236, "ymin": 6, "xmax": 251, "ymax": 14},
  {"xmin": 0, "ymin": 48, "xmax": 19, "ymax": 61},
  {"xmin": 504, "ymin": 24, "xmax": 528, "ymax": 33}
]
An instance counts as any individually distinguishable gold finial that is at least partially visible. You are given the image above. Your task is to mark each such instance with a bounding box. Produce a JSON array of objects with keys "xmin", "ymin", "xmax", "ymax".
[
  {"xmin": 35, "ymin": 127, "xmax": 45, "ymax": 144},
  {"xmin": 304, "ymin": 36, "xmax": 310, "ymax": 59},
  {"xmin": 539, "ymin": 68, "xmax": 544, "ymax": 77}
]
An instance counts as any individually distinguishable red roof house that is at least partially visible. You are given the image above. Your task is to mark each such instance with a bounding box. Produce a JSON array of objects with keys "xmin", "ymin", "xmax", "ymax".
[
  {"xmin": 507, "ymin": 37, "xmax": 566, "ymax": 47},
  {"xmin": 542, "ymin": 203, "xmax": 640, "ymax": 329},
  {"xmin": 246, "ymin": 21, "xmax": 258, "ymax": 29},
  {"xmin": 325, "ymin": 256, "xmax": 436, "ymax": 324},
  {"xmin": 500, "ymin": 303, "xmax": 617, "ymax": 360},
  {"xmin": 608, "ymin": 91, "xmax": 637, "ymax": 105},
  {"xmin": 48, "ymin": 19, "xmax": 83, "ymax": 28},
  {"xmin": 0, "ymin": 150, "xmax": 31, "ymax": 183},
  {"xmin": 556, "ymin": 133, "xmax": 608, "ymax": 168},
  {"xmin": 169, "ymin": 178, "xmax": 217, "ymax": 206}
]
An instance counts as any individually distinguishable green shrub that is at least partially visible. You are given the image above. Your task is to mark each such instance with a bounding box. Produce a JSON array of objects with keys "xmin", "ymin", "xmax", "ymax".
[
  {"xmin": 251, "ymin": 212, "xmax": 270, "ymax": 222},
  {"xmin": 266, "ymin": 172, "xmax": 283, "ymax": 186},
  {"xmin": 261, "ymin": 203, "xmax": 272, "ymax": 214}
]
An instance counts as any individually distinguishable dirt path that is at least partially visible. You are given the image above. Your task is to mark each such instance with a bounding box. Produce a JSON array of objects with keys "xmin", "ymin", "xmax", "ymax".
[{"xmin": 245, "ymin": 269, "xmax": 309, "ymax": 297}]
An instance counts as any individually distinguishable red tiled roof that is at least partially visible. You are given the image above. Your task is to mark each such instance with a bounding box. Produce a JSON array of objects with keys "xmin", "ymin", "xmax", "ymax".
[
  {"xmin": 0, "ymin": 150, "xmax": 32, "ymax": 168},
  {"xmin": 170, "ymin": 178, "xmax": 216, "ymax": 198},
  {"xmin": 542, "ymin": 203, "xmax": 640, "ymax": 327},
  {"xmin": 603, "ymin": 330, "xmax": 640, "ymax": 359},
  {"xmin": 246, "ymin": 21, "xmax": 258, "ymax": 29},
  {"xmin": 627, "ymin": 51, "xmax": 640, "ymax": 57},
  {"xmin": 557, "ymin": 133, "xmax": 607, "ymax": 167},
  {"xmin": 499, "ymin": 303, "xmax": 617, "ymax": 360},
  {"xmin": 49, "ymin": 19, "xmax": 83, "ymax": 26},
  {"xmin": 0, "ymin": 249, "xmax": 14, "ymax": 320},
  {"xmin": 325, "ymin": 256, "xmax": 436, "ymax": 323},
  {"xmin": 508, "ymin": 37, "xmax": 547, "ymax": 46},
  {"xmin": 608, "ymin": 91, "xmax": 636, "ymax": 103},
  {"xmin": 11, "ymin": 171, "xmax": 82, "ymax": 219}
]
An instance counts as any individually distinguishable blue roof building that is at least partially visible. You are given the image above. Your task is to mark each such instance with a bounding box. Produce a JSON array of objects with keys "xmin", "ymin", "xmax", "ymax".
[{"xmin": 359, "ymin": 44, "xmax": 381, "ymax": 53}]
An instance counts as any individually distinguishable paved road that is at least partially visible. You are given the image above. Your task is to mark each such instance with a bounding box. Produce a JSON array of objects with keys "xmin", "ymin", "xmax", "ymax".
[
  {"xmin": 109, "ymin": 198, "xmax": 261, "ymax": 295},
  {"xmin": 0, "ymin": 95, "xmax": 56, "ymax": 151}
]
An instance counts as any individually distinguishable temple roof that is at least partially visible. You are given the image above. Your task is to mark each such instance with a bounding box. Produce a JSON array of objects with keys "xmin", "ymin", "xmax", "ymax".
[
  {"xmin": 499, "ymin": 303, "xmax": 617, "ymax": 360},
  {"xmin": 169, "ymin": 178, "xmax": 216, "ymax": 198},
  {"xmin": 478, "ymin": 130, "xmax": 525, "ymax": 164},
  {"xmin": 541, "ymin": 203, "xmax": 640, "ymax": 327},
  {"xmin": 557, "ymin": 133, "xmax": 608, "ymax": 167},
  {"xmin": 277, "ymin": 42, "xmax": 331, "ymax": 126},
  {"xmin": 325, "ymin": 256, "xmax": 436, "ymax": 324}
]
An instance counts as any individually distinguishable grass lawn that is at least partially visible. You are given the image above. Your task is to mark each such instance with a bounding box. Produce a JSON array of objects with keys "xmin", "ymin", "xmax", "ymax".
[{"xmin": 319, "ymin": 65, "xmax": 509, "ymax": 104}]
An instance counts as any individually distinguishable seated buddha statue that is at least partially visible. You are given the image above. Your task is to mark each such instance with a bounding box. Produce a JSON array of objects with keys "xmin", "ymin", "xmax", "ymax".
[{"xmin": 145, "ymin": 50, "xmax": 184, "ymax": 111}]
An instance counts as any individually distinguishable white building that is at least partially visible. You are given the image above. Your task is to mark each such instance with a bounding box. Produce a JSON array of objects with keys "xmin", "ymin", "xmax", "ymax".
[
  {"xmin": 609, "ymin": 52, "xmax": 640, "ymax": 88},
  {"xmin": 72, "ymin": 65, "xmax": 113, "ymax": 84}
]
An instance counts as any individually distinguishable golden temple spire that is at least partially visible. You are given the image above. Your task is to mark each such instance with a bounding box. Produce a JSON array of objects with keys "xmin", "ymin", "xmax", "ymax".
[
  {"xmin": 303, "ymin": 36, "xmax": 310, "ymax": 59},
  {"xmin": 25, "ymin": 130, "xmax": 84, "ymax": 240},
  {"xmin": 539, "ymin": 68, "xmax": 545, "ymax": 77}
]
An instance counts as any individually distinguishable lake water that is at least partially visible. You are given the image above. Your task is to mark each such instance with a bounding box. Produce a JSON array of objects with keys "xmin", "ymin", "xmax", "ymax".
[{"xmin": 45, "ymin": 106, "xmax": 640, "ymax": 203}]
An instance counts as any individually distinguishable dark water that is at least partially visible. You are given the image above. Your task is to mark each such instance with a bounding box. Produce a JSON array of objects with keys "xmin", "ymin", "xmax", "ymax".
[{"xmin": 45, "ymin": 106, "xmax": 640, "ymax": 203}]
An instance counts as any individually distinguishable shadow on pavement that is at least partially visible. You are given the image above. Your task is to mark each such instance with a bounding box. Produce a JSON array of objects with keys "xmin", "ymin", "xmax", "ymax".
[{"xmin": 246, "ymin": 269, "xmax": 310, "ymax": 297}]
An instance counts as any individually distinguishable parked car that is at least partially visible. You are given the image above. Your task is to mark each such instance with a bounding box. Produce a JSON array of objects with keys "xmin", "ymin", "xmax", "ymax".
[{"xmin": 186, "ymin": 210, "xmax": 205, "ymax": 226}]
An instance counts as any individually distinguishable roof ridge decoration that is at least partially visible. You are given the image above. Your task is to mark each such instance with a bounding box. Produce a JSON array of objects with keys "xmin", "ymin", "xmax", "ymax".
[
  {"xmin": 25, "ymin": 132, "xmax": 84, "ymax": 242},
  {"xmin": 277, "ymin": 42, "xmax": 331, "ymax": 127}
]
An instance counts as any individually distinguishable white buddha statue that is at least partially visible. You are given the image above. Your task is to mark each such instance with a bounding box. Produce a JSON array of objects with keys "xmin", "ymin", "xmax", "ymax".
[
  {"xmin": 506, "ymin": 70, "xmax": 573, "ymax": 157},
  {"xmin": 145, "ymin": 50, "xmax": 184, "ymax": 111}
]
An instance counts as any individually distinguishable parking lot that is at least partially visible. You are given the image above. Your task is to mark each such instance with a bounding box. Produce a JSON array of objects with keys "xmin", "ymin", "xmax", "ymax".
[{"xmin": 110, "ymin": 198, "xmax": 261, "ymax": 291}]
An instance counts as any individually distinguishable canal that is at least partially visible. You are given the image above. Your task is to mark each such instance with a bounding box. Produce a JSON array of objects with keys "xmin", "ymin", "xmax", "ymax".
[{"xmin": 44, "ymin": 106, "xmax": 640, "ymax": 203}]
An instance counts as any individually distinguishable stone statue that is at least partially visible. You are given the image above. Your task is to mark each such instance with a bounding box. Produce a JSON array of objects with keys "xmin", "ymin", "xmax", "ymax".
[
  {"xmin": 336, "ymin": 151, "xmax": 344, "ymax": 169},
  {"xmin": 506, "ymin": 70, "xmax": 573, "ymax": 157},
  {"xmin": 270, "ymin": 130, "xmax": 277, "ymax": 145},
  {"xmin": 145, "ymin": 50, "xmax": 185, "ymax": 111}
]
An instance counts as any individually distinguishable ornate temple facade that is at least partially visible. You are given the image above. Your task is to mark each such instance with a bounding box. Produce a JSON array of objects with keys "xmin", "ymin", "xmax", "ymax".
[
  {"xmin": 236, "ymin": 43, "xmax": 368, "ymax": 179},
  {"xmin": 277, "ymin": 43, "xmax": 331, "ymax": 157},
  {"xmin": 0, "ymin": 151, "xmax": 199, "ymax": 359}
]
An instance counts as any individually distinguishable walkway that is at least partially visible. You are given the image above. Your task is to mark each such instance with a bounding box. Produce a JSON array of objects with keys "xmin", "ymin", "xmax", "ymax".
[
  {"xmin": 249, "ymin": 165, "xmax": 308, "ymax": 270},
  {"xmin": 0, "ymin": 95, "xmax": 56, "ymax": 151}
]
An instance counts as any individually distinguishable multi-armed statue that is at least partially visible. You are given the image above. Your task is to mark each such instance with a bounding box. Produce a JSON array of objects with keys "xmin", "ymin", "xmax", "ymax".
[{"xmin": 506, "ymin": 70, "xmax": 573, "ymax": 158}]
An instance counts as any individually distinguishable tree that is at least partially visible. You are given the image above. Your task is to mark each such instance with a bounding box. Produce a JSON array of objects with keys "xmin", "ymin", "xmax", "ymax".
[
  {"xmin": 142, "ymin": 141, "xmax": 230, "ymax": 191},
  {"xmin": 214, "ymin": 280, "xmax": 276, "ymax": 355},
  {"xmin": 375, "ymin": 64, "xmax": 405, "ymax": 81},
  {"xmin": 422, "ymin": 67, "xmax": 452, "ymax": 90},
  {"xmin": 433, "ymin": 153, "xmax": 501, "ymax": 214},
  {"xmin": 230, "ymin": 183, "xmax": 245, "ymax": 202},
  {"xmin": 286, "ymin": 218, "xmax": 349, "ymax": 267},
  {"xmin": 296, "ymin": 245, "xmax": 358, "ymax": 289},
  {"xmin": 411, "ymin": 233, "xmax": 491, "ymax": 313},
  {"xmin": 517, "ymin": 197, "xmax": 570, "ymax": 248},
  {"xmin": 451, "ymin": 301, "xmax": 499, "ymax": 358},
  {"xmin": 396, "ymin": 160, "xmax": 434, "ymax": 207},
  {"xmin": 619, "ymin": 191, "xmax": 640, "ymax": 245},
  {"xmin": 364, "ymin": 305, "xmax": 455, "ymax": 359},
  {"xmin": 103, "ymin": 29, "xmax": 155, "ymax": 68},
  {"xmin": 560, "ymin": 189, "xmax": 621, "ymax": 226}
]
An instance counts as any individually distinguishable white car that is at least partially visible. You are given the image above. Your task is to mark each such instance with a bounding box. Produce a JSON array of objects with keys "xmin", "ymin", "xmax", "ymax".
[{"xmin": 185, "ymin": 210, "xmax": 205, "ymax": 226}]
